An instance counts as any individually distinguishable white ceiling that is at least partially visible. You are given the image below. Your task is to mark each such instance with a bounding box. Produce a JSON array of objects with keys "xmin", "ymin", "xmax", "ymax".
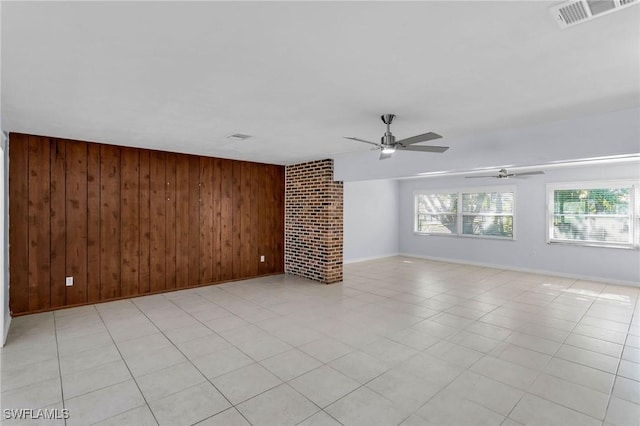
[{"xmin": 2, "ymin": 1, "xmax": 639, "ymax": 165}]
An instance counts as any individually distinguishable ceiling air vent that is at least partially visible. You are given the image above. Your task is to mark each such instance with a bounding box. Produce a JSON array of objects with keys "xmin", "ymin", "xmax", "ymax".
[
  {"xmin": 550, "ymin": 0, "xmax": 638, "ymax": 28},
  {"xmin": 226, "ymin": 133, "xmax": 252, "ymax": 141}
]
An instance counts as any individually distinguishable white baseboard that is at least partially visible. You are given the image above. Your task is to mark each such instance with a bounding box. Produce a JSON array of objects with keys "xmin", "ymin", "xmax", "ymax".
[
  {"xmin": 343, "ymin": 253, "xmax": 400, "ymax": 265},
  {"xmin": 396, "ymin": 252, "xmax": 640, "ymax": 288}
]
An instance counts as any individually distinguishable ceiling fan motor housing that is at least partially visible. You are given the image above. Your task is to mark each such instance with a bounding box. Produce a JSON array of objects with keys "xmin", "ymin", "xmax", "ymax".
[{"xmin": 381, "ymin": 133, "xmax": 396, "ymax": 146}]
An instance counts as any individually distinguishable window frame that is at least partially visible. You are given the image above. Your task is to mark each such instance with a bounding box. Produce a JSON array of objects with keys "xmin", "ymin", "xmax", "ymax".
[
  {"xmin": 546, "ymin": 180, "xmax": 639, "ymax": 249},
  {"xmin": 414, "ymin": 185, "xmax": 516, "ymax": 240}
]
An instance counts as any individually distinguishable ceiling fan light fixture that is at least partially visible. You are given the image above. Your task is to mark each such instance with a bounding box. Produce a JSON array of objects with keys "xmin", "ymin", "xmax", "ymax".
[{"xmin": 381, "ymin": 146, "xmax": 396, "ymax": 154}]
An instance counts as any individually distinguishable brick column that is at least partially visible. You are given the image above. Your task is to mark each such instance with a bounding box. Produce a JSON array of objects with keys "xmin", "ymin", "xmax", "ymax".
[{"xmin": 285, "ymin": 159, "xmax": 343, "ymax": 284}]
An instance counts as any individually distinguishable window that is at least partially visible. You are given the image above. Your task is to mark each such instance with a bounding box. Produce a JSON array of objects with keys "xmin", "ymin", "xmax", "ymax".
[
  {"xmin": 415, "ymin": 187, "xmax": 515, "ymax": 240},
  {"xmin": 547, "ymin": 181, "xmax": 639, "ymax": 248}
]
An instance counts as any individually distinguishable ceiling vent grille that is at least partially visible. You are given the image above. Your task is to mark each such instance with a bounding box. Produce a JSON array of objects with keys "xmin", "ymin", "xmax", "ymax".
[
  {"xmin": 551, "ymin": 0, "xmax": 638, "ymax": 28},
  {"xmin": 226, "ymin": 133, "xmax": 252, "ymax": 141}
]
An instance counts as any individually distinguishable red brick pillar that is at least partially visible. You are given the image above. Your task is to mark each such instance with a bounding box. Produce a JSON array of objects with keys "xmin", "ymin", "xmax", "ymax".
[{"xmin": 285, "ymin": 159, "xmax": 343, "ymax": 284}]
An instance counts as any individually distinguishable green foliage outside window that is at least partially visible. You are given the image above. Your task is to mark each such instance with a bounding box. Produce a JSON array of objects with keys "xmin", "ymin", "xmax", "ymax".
[{"xmin": 552, "ymin": 188, "xmax": 630, "ymax": 244}]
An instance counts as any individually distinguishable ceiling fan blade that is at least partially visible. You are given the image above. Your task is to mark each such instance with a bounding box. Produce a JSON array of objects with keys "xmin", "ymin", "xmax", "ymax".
[
  {"xmin": 379, "ymin": 151, "xmax": 393, "ymax": 160},
  {"xmin": 464, "ymin": 175, "xmax": 495, "ymax": 179},
  {"xmin": 396, "ymin": 132, "xmax": 442, "ymax": 146},
  {"xmin": 344, "ymin": 137, "xmax": 379, "ymax": 147},
  {"xmin": 512, "ymin": 171, "xmax": 545, "ymax": 177},
  {"xmin": 397, "ymin": 145, "xmax": 449, "ymax": 153}
]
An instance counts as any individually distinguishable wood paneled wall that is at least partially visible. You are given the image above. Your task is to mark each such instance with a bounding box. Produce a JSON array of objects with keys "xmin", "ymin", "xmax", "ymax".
[{"xmin": 8, "ymin": 133, "xmax": 285, "ymax": 315}]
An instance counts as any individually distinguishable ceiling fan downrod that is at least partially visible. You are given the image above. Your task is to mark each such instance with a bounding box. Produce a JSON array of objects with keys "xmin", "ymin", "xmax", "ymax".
[{"xmin": 380, "ymin": 114, "xmax": 396, "ymax": 145}]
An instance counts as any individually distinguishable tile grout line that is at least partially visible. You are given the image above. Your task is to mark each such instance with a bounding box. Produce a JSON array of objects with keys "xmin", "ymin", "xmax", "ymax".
[
  {"xmin": 92, "ymin": 303, "xmax": 161, "ymax": 426},
  {"xmin": 601, "ymin": 288, "xmax": 639, "ymax": 424},
  {"xmin": 294, "ymin": 409, "xmax": 344, "ymax": 426},
  {"xmin": 52, "ymin": 312, "xmax": 67, "ymax": 426}
]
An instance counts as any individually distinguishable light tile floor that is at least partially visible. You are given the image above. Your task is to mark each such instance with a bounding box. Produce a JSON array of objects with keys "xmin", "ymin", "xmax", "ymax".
[{"xmin": 1, "ymin": 256, "xmax": 639, "ymax": 426}]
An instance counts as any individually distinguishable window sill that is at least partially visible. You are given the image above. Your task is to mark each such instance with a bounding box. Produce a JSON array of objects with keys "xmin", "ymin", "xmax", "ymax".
[
  {"xmin": 414, "ymin": 232, "xmax": 514, "ymax": 241},
  {"xmin": 413, "ymin": 232, "xmax": 457, "ymax": 237},
  {"xmin": 547, "ymin": 240, "xmax": 639, "ymax": 250}
]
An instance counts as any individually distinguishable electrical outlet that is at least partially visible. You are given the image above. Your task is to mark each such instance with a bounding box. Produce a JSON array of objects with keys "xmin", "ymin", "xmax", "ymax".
[
  {"xmin": 260, "ymin": 255, "xmax": 265, "ymax": 263},
  {"xmin": 65, "ymin": 276, "xmax": 73, "ymax": 287}
]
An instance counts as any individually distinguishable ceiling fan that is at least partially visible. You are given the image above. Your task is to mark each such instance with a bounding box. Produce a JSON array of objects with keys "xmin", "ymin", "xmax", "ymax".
[
  {"xmin": 465, "ymin": 168, "xmax": 545, "ymax": 179},
  {"xmin": 345, "ymin": 114, "xmax": 449, "ymax": 160}
]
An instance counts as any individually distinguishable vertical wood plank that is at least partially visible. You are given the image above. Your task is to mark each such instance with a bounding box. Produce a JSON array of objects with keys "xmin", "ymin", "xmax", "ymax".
[
  {"xmin": 86, "ymin": 143, "xmax": 101, "ymax": 303},
  {"xmin": 212, "ymin": 158, "xmax": 222, "ymax": 282},
  {"xmin": 165, "ymin": 153, "xmax": 177, "ymax": 289},
  {"xmin": 249, "ymin": 162, "xmax": 259, "ymax": 277},
  {"xmin": 120, "ymin": 147, "xmax": 140, "ymax": 297},
  {"xmin": 149, "ymin": 151, "xmax": 166, "ymax": 292},
  {"xmin": 275, "ymin": 166, "xmax": 286, "ymax": 273},
  {"xmin": 199, "ymin": 157, "xmax": 213, "ymax": 284},
  {"xmin": 219, "ymin": 159, "xmax": 233, "ymax": 281},
  {"xmin": 27, "ymin": 136, "xmax": 51, "ymax": 311},
  {"xmin": 100, "ymin": 145, "xmax": 121, "ymax": 300},
  {"xmin": 187, "ymin": 156, "xmax": 200, "ymax": 286},
  {"xmin": 240, "ymin": 162, "xmax": 252, "ymax": 278},
  {"xmin": 257, "ymin": 163, "xmax": 267, "ymax": 276},
  {"xmin": 8, "ymin": 134, "xmax": 30, "ymax": 314},
  {"xmin": 138, "ymin": 150, "xmax": 151, "ymax": 294},
  {"xmin": 265, "ymin": 165, "xmax": 276, "ymax": 274},
  {"xmin": 65, "ymin": 141, "xmax": 88, "ymax": 305},
  {"xmin": 175, "ymin": 154, "xmax": 190, "ymax": 288},
  {"xmin": 50, "ymin": 139, "xmax": 66, "ymax": 308},
  {"xmin": 232, "ymin": 161, "xmax": 242, "ymax": 279}
]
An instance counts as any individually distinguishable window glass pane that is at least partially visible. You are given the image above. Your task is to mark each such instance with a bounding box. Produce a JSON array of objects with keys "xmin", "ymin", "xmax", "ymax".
[
  {"xmin": 552, "ymin": 215, "xmax": 629, "ymax": 243},
  {"xmin": 416, "ymin": 214, "xmax": 457, "ymax": 234},
  {"xmin": 416, "ymin": 193, "xmax": 457, "ymax": 234},
  {"xmin": 551, "ymin": 187, "xmax": 631, "ymax": 245},
  {"xmin": 463, "ymin": 215, "xmax": 513, "ymax": 237},
  {"xmin": 462, "ymin": 192, "xmax": 513, "ymax": 214},
  {"xmin": 416, "ymin": 194, "xmax": 457, "ymax": 214},
  {"xmin": 553, "ymin": 188, "xmax": 629, "ymax": 215}
]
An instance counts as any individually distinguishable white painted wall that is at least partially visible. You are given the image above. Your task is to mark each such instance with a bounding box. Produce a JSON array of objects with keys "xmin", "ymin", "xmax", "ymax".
[
  {"xmin": 1, "ymin": 0, "xmax": 9, "ymax": 346},
  {"xmin": 398, "ymin": 162, "xmax": 640, "ymax": 285},
  {"xmin": 343, "ymin": 179, "xmax": 399, "ymax": 263},
  {"xmin": 1, "ymin": 134, "xmax": 8, "ymax": 346}
]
